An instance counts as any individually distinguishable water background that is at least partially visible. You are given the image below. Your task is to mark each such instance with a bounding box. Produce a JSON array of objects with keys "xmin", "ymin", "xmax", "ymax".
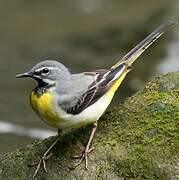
[{"xmin": 0, "ymin": 0, "xmax": 179, "ymax": 156}]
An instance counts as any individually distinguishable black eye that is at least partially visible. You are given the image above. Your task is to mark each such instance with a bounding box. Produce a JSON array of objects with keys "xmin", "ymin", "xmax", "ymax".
[{"xmin": 41, "ymin": 68, "xmax": 50, "ymax": 74}]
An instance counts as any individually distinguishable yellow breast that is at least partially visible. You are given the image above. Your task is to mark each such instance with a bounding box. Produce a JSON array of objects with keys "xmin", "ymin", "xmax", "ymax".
[{"xmin": 30, "ymin": 91, "xmax": 60, "ymax": 128}]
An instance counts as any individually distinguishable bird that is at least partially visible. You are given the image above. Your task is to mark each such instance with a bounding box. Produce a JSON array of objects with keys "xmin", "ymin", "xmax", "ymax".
[{"xmin": 16, "ymin": 21, "xmax": 174, "ymax": 178}]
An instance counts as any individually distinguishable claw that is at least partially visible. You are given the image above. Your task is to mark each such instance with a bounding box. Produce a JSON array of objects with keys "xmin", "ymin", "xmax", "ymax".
[
  {"xmin": 71, "ymin": 147, "xmax": 95, "ymax": 160},
  {"xmin": 71, "ymin": 147, "xmax": 95, "ymax": 170},
  {"xmin": 70, "ymin": 123, "xmax": 97, "ymax": 170},
  {"xmin": 31, "ymin": 137, "xmax": 59, "ymax": 179}
]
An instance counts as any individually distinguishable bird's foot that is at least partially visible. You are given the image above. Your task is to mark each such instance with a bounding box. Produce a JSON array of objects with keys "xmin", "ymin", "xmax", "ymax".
[
  {"xmin": 70, "ymin": 122, "xmax": 97, "ymax": 170},
  {"xmin": 31, "ymin": 137, "xmax": 59, "ymax": 179},
  {"xmin": 71, "ymin": 147, "xmax": 95, "ymax": 170},
  {"xmin": 31, "ymin": 152, "xmax": 53, "ymax": 179}
]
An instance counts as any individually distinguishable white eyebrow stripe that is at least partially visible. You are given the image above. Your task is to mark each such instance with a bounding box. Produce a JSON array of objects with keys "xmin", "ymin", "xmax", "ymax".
[{"xmin": 35, "ymin": 66, "xmax": 57, "ymax": 72}]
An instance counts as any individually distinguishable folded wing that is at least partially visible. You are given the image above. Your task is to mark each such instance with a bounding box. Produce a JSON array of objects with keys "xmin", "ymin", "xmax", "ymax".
[{"xmin": 60, "ymin": 64, "xmax": 127, "ymax": 115}]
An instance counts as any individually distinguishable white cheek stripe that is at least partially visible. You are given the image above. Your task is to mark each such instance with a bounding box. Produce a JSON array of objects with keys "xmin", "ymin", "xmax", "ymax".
[{"xmin": 43, "ymin": 78, "xmax": 55, "ymax": 84}]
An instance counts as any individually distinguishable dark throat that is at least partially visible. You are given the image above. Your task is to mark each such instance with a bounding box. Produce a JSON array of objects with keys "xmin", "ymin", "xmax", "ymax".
[{"xmin": 33, "ymin": 79, "xmax": 55, "ymax": 97}]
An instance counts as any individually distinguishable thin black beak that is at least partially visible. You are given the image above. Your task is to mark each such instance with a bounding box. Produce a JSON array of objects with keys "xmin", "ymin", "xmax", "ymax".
[{"xmin": 16, "ymin": 72, "xmax": 32, "ymax": 78}]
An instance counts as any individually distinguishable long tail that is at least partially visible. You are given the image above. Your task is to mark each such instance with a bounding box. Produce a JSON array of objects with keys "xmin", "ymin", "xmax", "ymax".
[{"xmin": 111, "ymin": 21, "xmax": 175, "ymax": 69}]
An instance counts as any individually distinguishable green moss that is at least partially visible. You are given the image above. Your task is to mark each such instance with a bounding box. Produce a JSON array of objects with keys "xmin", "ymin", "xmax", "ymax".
[{"xmin": 0, "ymin": 72, "xmax": 179, "ymax": 180}]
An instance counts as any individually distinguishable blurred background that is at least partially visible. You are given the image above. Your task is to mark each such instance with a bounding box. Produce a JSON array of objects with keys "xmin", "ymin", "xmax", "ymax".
[{"xmin": 0, "ymin": 0, "xmax": 179, "ymax": 156}]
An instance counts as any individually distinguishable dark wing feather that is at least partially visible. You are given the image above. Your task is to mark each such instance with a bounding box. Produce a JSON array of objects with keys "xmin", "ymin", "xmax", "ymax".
[{"xmin": 65, "ymin": 64, "xmax": 126, "ymax": 115}]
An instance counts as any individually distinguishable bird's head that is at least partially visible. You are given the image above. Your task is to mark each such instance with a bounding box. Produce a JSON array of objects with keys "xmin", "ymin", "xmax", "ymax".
[{"xmin": 16, "ymin": 60, "xmax": 71, "ymax": 87}]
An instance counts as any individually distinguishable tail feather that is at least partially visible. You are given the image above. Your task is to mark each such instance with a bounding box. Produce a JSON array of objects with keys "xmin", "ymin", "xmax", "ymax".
[{"xmin": 111, "ymin": 21, "xmax": 175, "ymax": 69}]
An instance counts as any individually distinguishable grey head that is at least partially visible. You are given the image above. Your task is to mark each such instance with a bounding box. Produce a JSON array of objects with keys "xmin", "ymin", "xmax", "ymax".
[{"xmin": 16, "ymin": 60, "xmax": 71, "ymax": 87}]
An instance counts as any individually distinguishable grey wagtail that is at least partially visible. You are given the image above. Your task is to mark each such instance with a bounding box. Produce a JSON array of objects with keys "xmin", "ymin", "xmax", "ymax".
[{"xmin": 16, "ymin": 21, "xmax": 174, "ymax": 178}]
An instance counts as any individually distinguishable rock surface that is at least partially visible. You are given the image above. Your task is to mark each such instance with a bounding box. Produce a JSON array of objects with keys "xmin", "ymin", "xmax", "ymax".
[{"xmin": 0, "ymin": 72, "xmax": 179, "ymax": 180}]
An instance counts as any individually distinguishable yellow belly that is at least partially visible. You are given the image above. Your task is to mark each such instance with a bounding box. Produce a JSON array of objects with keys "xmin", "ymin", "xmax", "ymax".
[{"xmin": 30, "ymin": 91, "xmax": 61, "ymax": 128}]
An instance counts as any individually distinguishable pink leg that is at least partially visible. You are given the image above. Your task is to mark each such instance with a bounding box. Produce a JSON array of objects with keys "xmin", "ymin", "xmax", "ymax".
[
  {"xmin": 72, "ymin": 122, "xmax": 97, "ymax": 170},
  {"xmin": 32, "ymin": 129, "xmax": 62, "ymax": 179}
]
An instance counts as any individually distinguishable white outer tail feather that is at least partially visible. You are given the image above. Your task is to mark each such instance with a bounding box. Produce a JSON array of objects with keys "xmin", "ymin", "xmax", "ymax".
[{"xmin": 112, "ymin": 21, "xmax": 175, "ymax": 69}]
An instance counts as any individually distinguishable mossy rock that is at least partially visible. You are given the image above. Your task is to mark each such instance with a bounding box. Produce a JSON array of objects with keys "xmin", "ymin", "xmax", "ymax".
[{"xmin": 0, "ymin": 72, "xmax": 179, "ymax": 180}]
